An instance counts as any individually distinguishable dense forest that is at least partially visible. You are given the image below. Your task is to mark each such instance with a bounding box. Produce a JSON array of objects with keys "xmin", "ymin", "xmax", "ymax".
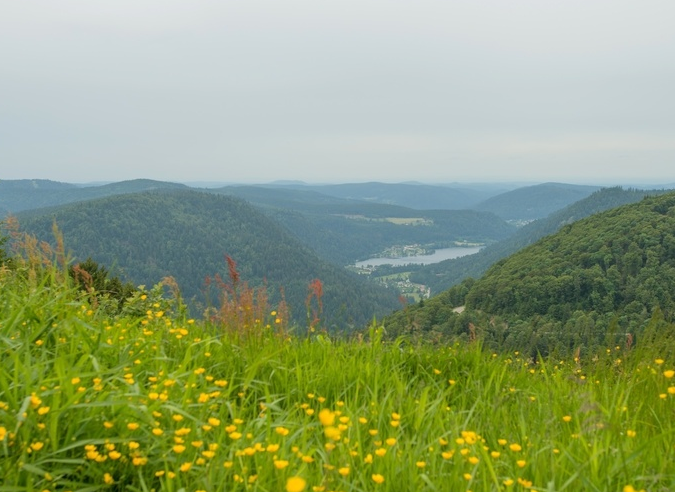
[
  {"xmin": 15, "ymin": 190, "xmax": 401, "ymax": 329},
  {"xmin": 409, "ymin": 187, "xmax": 665, "ymax": 294},
  {"xmin": 383, "ymin": 191, "xmax": 675, "ymax": 357}
]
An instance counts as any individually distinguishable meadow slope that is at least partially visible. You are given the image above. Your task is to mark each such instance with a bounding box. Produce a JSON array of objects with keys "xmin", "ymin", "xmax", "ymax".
[{"xmin": 1, "ymin": 238, "xmax": 674, "ymax": 491}]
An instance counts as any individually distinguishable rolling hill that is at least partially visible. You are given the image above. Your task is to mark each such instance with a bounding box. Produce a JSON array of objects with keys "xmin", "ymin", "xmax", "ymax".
[{"xmin": 16, "ymin": 190, "xmax": 400, "ymax": 329}]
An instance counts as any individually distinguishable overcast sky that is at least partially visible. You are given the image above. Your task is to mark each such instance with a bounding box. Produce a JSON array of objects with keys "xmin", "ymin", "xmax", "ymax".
[{"xmin": 2, "ymin": 0, "xmax": 674, "ymax": 185}]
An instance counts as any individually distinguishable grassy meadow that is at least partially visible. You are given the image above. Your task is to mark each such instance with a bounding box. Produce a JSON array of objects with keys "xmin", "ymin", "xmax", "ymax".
[{"xmin": 1, "ymin": 239, "xmax": 675, "ymax": 491}]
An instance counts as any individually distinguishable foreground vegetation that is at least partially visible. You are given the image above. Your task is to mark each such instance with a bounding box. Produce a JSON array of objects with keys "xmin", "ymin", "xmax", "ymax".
[{"xmin": 1, "ymin": 234, "xmax": 675, "ymax": 491}]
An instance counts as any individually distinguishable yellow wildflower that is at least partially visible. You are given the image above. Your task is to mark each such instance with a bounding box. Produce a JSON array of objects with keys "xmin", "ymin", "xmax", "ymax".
[
  {"xmin": 276, "ymin": 427, "xmax": 290, "ymax": 436},
  {"xmin": 318, "ymin": 409, "xmax": 336, "ymax": 426},
  {"xmin": 286, "ymin": 476, "xmax": 307, "ymax": 492},
  {"xmin": 132, "ymin": 456, "xmax": 148, "ymax": 466}
]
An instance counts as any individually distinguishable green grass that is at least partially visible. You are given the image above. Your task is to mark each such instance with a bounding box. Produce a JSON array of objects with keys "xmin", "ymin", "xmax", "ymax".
[{"xmin": 1, "ymin": 259, "xmax": 675, "ymax": 491}]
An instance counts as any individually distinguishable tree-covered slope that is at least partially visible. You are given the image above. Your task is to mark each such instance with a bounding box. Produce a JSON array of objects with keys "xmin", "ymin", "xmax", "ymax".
[
  {"xmin": 466, "ymin": 192, "xmax": 675, "ymax": 320},
  {"xmin": 383, "ymin": 191, "xmax": 675, "ymax": 354},
  {"xmin": 410, "ymin": 187, "xmax": 662, "ymax": 294},
  {"xmin": 471, "ymin": 182, "xmax": 601, "ymax": 221},
  {"xmin": 16, "ymin": 190, "xmax": 400, "ymax": 328}
]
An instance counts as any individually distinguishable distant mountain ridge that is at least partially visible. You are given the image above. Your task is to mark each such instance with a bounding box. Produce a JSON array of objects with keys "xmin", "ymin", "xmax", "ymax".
[
  {"xmin": 470, "ymin": 182, "xmax": 601, "ymax": 220},
  {"xmin": 1, "ymin": 178, "xmax": 188, "ymax": 214},
  {"xmin": 270, "ymin": 182, "xmax": 498, "ymax": 210},
  {"xmin": 0, "ymin": 179, "xmax": 77, "ymax": 190}
]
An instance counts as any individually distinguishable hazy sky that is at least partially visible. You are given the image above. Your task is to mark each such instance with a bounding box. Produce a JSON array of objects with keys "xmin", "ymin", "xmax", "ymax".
[{"xmin": 2, "ymin": 0, "xmax": 674, "ymax": 185}]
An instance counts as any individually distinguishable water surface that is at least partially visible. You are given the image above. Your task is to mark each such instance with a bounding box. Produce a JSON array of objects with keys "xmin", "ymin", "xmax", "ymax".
[{"xmin": 355, "ymin": 246, "xmax": 482, "ymax": 267}]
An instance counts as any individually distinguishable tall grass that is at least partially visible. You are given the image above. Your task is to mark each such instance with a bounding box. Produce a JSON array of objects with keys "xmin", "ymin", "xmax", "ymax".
[{"xmin": 1, "ymin": 236, "xmax": 674, "ymax": 491}]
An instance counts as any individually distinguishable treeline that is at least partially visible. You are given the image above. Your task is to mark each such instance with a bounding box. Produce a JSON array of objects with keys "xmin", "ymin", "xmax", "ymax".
[{"xmin": 383, "ymin": 191, "xmax": 675, "ymax": 357}]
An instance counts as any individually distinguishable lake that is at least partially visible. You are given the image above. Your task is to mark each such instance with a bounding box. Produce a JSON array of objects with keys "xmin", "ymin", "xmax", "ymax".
[{"xmin": 354, "ymin": 246, "xmax": 482, "ymax": 267}]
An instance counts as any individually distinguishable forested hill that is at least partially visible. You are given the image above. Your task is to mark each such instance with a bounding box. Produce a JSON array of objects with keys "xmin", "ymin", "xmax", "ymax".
[
  {"xmin": 410, "ymin": 187, "xmax": 662, "ymax": 294},
  {"xmin": 470, "ymin": 182, "xmax": 601, "ymax": 220},
  {"xmin": 383, "ymin": 191, "xmax": 675, "ymax": 355},
  {"xmin": 466, "ymin": 192, "xmax": 675, "ymax": 319},
  {"xmin": 15, "ymin": 190, "xmax": 400, "ymax": 329}
]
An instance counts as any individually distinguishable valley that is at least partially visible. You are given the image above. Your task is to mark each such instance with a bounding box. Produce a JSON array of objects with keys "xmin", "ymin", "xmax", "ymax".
[{"xmin": 2, "ymin": 179, "xmax": 674, "ymax": 330}]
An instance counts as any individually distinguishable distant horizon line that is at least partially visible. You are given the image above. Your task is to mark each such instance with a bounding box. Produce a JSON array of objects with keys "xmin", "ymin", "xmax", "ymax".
[{"xmin": 2, "ymin": 176, "xmax": 675, "ymax": 189}]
